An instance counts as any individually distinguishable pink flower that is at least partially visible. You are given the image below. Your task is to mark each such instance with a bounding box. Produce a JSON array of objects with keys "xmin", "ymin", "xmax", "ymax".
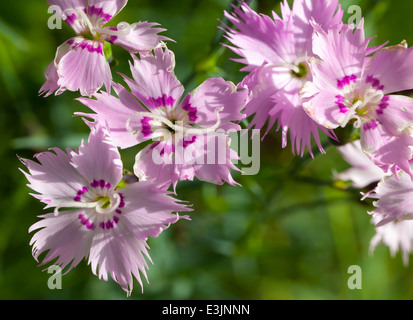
[
  {"xmin": 222, "ymin": 0, "xmax": 342, "ymax": 156},
  {"xmin": 77, "ymin": 47, "xmax": 248, "ymax": 189},
  {"xmin": 336, "ymin": 144, "xmax": 413, "ymax": 266},
  {"xmin": 365, "ymin": 168, "xmax": 413, "ymax": 228},
  {"xmin": 40, "ymin": 0, "xmax": 170, "ymax": 97},
  {"xmin": 300, "ymin": 23, "xmax": 413, "ymax": 178},
  {"xmin": 19, "ymin": 124, "xmax": 190, "ymax": 296},
  {"xmin": 370, "ymin": 214, "xmax": 413, "ymax": 266},
  {"xmin": 366, "ymin": 168, "xmax": 413, "ymax": 265},
  {"xmin": 334, "ymin": 140, "xmax": 385, "ymax": 189}
]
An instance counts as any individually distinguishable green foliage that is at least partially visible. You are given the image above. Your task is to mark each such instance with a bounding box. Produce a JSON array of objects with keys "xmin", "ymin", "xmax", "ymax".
[{"xmin": 1, "ymin": 0, "xmax": 413, "ymax": 300}]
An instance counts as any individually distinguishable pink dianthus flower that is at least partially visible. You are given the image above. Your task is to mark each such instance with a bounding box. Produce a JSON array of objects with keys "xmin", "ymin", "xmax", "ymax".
[
  {"xmin": 19, "ymin": 124, "xmax": 190, "ymax": 296},
  {"xmin": 40, "ymin": 0, "xmax": 170, "ymax": 97},
  {"xmin": 301, "ymin": 23, "xmax": 413, "ymax": 179},
  {"xmin": 78, "ymin": 47, "xmax": 248, "ymax": 189},
  {"xmin": 223, "ymin": 0, "xmax": 342, "ymax": 156}
]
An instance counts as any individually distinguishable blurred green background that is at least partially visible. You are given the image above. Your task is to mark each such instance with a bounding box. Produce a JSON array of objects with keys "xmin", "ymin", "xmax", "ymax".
[{"xmin": 1, "ymin": 0, "xmax": 413, "ymax": 300}]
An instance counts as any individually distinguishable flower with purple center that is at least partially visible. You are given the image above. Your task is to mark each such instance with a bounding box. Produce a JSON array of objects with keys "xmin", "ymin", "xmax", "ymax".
[
  {"xmin": 40, "ymin": 0, "xmax": 170, "ymax": 97},
  {"xmin": 300, "ymin": 23, "xmax": 413, "ymax": 178},
  {"xmin": 19, "ymin": 124, "xmax": 190, "ymax": 296},
  {"xmin": 77, "ymin": 47, "xmax": 248, "ymax": 189},
  {"xmin": 222, "ymin": 0, "xmax": 343, "ymax": 157}
]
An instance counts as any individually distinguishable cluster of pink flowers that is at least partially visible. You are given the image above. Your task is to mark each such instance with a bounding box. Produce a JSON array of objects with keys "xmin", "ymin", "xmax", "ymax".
[
  {"xmin": 21, "ymin": 0, "xmax": 247, "ymax": 296},
  {"xmin": 224, "ymin": 1, "xmax": 413, "ymax": 265},
  {"xmin": 19, "ymin": 0, "xmax": 413, "ymax": 295}
]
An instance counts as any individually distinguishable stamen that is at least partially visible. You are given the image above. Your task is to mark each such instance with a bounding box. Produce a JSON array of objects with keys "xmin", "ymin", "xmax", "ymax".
[
  {"xmin": 353, "ymin": 115, "xmax": 363, "ymax": 129},
  {"xmin": 184, "ymin": 107, "xmax": 224, "ymax": 135},
  {"xmin": 352, "ymin": 99, "xmax": 365, "ymax": 111},
  {"xmin": 126, "ymin": 107, "xmax": 224, "ymax": 137},
  {"xmin": 364, "ymin": 87, "xmax": 384, "ymax": 104},
  {"xmin": 96, "ymin": 22, "xmax": 131, "ymax": 37},
  {"xmin": 337, "ymin": 99, "xmax": 363, "ymax": 127},
  {"xmin": 95, "ymin": 193, "xmax": 122, "ymax": 214},
  {"xmin": 54, "ymin": 200, "xmax": 99, "ymax": 216}
]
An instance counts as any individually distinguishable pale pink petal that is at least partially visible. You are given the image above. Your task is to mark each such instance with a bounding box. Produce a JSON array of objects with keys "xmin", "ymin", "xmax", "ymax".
[
  {"xmin": 297, "ymin": 25, "xmax": 369, "ymax": 130},
  {"xmin": 239, "ymin": 62, "xmax": 292, "ymax": 135},
  {"xmin": 47, "ymin": 0, "xmax": 86, "ymax": 13},
  {"xmin": 134, "ymin": 133, "xmax": 240, "ymax": 188},
  {"xmin": 241, "ymin": 70, "xmax": 279, "ymax": 137},
  {"xmin": 123, "ymin": 47, "xmax": 184, "ymax": 110},
  {"xmin": 119, "ymin": 181, "xmax": 191, "ymax": 239},
  {"xmin": 86, "ymin": 0, "xmax": 127, "ymax": 22},
  {"xmin": 39, "ymin": 39, "xmax": 75, "ymax": 97},
  {"xmin": 184, "ymin": 77, "xmax": 247, "ymax": 131},
  {"xmin": 190, "ymin": 133, "xmax": 241, "ymax": 186},
  {"xmin": 39, "ymin": 61, "xmax": 60, "ymax": 98},
  {"xmin": 376, "ymin": 95, "xmax": 413, "ymax": 137},
  {"xmin": 300, "ymin": 80, "xmax": 349, "ymax": 129},
  {"xmin": 311, "ymin": 24, "xmax": 368, "ymax": 84},
  {"xmin": 370, "ymin": 213, "xmax": 413, "ymax": 266},
  {"xmin": 133, "ymin": 141, "xmax": 182, "ymax": 190},
  {"xmin": 278, "ymin": 0, "xmax": 291, "ymax": 20},
  {"xmin": 57, "ymin": 39, "xmax": 112, "ymax": 97},
  {"xmin": 88, "ymin": 225, "xmax": 151, "ymax": 295},
  {"xmin": 105, "ymin": 22, "xmax": 170, "ymax": 54},
  {"xmin": 223, "ymin": 3, "xmax": 296, "ymax": 71},
  {"xmin": 19, "ymin": 147, "xmax": 87, "ymax": 209},
  {"xmin": 47, "ymin": 0, "xmax": 89, "ymax": 34},
  {"xmin": 366, "ymin": 42, "xmax": 413, "ymax": 94},
  {"xmin": 270, "ymin": 80, "xmax": 335, "ymax": 156},
  {"xmin": 290, "ymin": 0, "xmax": 343, "ymax": 53},
  {"xmin": 369, "ymin": 170, "xmax": 413, "ymax": 226},
  {"xmin": 70, "ymin": 124, "xmax": 123, "ymax": 187},
  {"xmin": 76, "ymin": 83, "xmax": 149, "ymax": 149},
  {"xmin": 361, "ymin": 121, "xmax": 413, "ymax": 179},
  {"xmin": 29, "ymin": 210, "xmax": 93, "ymax": 273},
  {"xmin": 335, "ymin": 140, "xmax": 385, "ymax": 188}
]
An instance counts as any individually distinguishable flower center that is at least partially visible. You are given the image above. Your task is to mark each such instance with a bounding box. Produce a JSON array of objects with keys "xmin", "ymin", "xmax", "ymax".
[
  {"xmin": 126, "ymin": 107, "xmax": 224, "ymax": 140},
  {"xmin": 165, "ymin": 119, "xmax": 179, "ymax": 134},
  {"xmin": 335, "ymin": 75, "xmax": 386, "ymax": 127},
  {"xmin": 95, "ymin": 194, "xmax": 120, "ymax": 213},
  {"xmin": 54, "ymin": 180, "xmax": 126, "ymax": 230},
  {"xmin": 291, "ymin": 62, "xmax": 308, "ymax": 79},
  {"xmin": 63, "ymin": 8, "xmax": 131, "ymax": 42},
  {"xmin": 97, "ymin": 195, "xmax": 111, "ymax": 209}
]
